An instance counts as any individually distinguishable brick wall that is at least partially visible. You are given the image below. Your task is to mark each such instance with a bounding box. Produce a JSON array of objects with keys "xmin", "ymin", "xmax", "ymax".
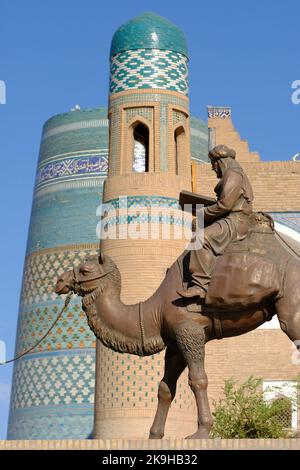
[
  {"xmin": 207, "ymin": 107, "xmax": 260, "ymax": 162},
  {"xmin": 1, "ymin": 438, "xmax": 300, "ymax": 450}
]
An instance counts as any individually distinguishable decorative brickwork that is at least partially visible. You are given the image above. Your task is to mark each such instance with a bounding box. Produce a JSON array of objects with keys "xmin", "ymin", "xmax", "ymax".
[
  {"xmin": 173, "ymin": 109, "xmax": 186, "ymax": 126},
  {"xmin": 8, "ymin": 351, "xmax": 95, "ymax": 440},
  {"xmin": 126, "ymin": 106, "xmax": 153, "ymax": 123},
  {"xmin": 10, "ymin": 351, "xmax": 95, "ymax": 410},
  {"xmin": 108, "ymin": 91, "xmax": 190, "ymax": 175},
  {"xmin": 207, "ymin": 106, "xmax": 231, "ymax": 119},
  {"xmin": 207, "ymin": 106, "xmax": 260, "ymax": 162},
  {"xmin": 110, "ymin": 49, "xmax": 188, "ymax": 95}
]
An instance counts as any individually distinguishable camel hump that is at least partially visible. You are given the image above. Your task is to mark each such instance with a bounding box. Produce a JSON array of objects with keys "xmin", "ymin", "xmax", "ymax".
[{"xmin": 205, "ymin": 253, "xmax": 281, "ymax": 310}]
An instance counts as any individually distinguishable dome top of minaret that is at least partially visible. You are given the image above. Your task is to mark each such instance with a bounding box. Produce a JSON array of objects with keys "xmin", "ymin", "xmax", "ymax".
[{"xmin": 110, "ymin": 12, "xmax": 188, "ymax": 58}]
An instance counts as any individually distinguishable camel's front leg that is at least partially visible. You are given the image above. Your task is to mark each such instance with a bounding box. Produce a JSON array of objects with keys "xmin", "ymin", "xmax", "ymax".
[
  {"xmin": 175, "ymin": 321, "xmax": 213, "ymax": 439},
  {"xmin": 149, "ymin": 347, "xmax": 186, "ymax": 439}
]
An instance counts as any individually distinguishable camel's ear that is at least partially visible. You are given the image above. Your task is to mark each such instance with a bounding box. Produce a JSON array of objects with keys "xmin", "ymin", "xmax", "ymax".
[{"xmin": 99, "ymin": 253, "xmax": 105, "ymax": 264}]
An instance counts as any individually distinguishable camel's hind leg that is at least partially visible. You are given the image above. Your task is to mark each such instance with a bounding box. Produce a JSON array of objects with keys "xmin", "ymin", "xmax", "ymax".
[
  {"xmin": 175, "ymin": 320, "xmax": 213, "ymax": 439},
  {"xmin": 276, "ymin": 296, "xmax": 300, "ymax": 349},
  {"xmin": 149, "ymin": 347, "xmax": 186, "ymax": 439},
  {"xmin": 276, "ymin": 260, "xmax": 300, "ymax": 349}
]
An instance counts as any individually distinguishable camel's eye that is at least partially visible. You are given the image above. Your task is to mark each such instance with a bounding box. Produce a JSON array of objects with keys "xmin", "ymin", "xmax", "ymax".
[{"xmin": 80, "ymin": 267, "xmax": 90, "ymax": 275}]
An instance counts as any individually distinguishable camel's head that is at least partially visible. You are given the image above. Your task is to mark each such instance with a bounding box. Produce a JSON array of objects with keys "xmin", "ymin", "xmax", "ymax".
[{"xmin": 55, "ymin": 253, "xmax": 119, "ymax": 297}]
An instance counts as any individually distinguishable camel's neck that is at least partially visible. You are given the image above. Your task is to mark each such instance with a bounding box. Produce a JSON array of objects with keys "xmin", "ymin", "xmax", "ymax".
[{"xmin": 82, "ymin": 281, "xmax": 165, "ymax": 356}]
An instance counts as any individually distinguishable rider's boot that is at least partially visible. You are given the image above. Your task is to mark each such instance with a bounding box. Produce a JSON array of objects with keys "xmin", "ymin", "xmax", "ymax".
[{"xmin": 177, "ymin": 285, "xmax": 206, "ymax": 299}]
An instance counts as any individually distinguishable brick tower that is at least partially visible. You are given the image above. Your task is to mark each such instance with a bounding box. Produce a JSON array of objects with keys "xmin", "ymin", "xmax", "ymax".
[{"xmin": 94, "ymin": 12, "xmax": 197, "ymax": 438}]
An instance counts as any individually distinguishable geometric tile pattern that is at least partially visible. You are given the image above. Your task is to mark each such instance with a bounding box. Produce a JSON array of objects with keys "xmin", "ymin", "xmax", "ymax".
[
  {"xmin": 7, "ymin": 349, "xmax": 95, "ymax": 440},
  {"xmin": 110, "ymin": 91, "xmax": 189, "ymax": 110},
  {"xmin": 207, "ymin": 106, "xmax": 231, "ymax": 119},
  {"xmin": 16, "ymin": 302, "xmax": 95, "ymax": 354},
  {"xmin": 21, "ymin": 247, "xmax": 98, "ymax": 306},
  {"xmin": 103, "ymin": 210, "xmax": 192, "ymax": 232},
  {"xmin": 10, "ymin": 351, "xmax": 95, "ymax": 409},
  {"xmin": 101, "ymin": 196, "xmax": 192, "ymax": 237},
  {"xmin": 106, "ymin": 195, "xmax": 180, "ymax": 209},
  {"xmin": 173, "ymin": 110, "xmax": 186, "ymax": 126},
  {"xmin": 110, "ymin": 49, "xmax": 188, "ymax": 95},
  {"xmin": 103, "ymin": 213, "xmax": 192, "ymax": 231},
  {"xmin": 126, "ymin": 107, "xmax": 153, "ymax": 124},
  {"xmin": 16, "ymin": 247, "xmax": 99, "ymax": 355},
  {"xmin": 97, "ymin": 346, "xmax": 195, "ymax": 412}
]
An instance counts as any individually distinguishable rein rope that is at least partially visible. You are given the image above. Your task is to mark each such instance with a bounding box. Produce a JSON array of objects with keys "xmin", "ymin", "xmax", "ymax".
[
  {"xmin": 138, "ymin": 302, "xmax": 146, "ymax": 354},
  {"xmin": 0, "ymin": 292, "xmax": 73, "ymax": 365}
]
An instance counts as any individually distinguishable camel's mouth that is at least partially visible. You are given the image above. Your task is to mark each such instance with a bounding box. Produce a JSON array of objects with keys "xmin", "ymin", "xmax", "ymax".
[
  {"xmin": 55, "ymin": 268, "xmax": 74, "ymax": 294},
  {"xmin": 55, "ymin": 285, "xmax": 69, "ymax": 295},
  {"xmin": 55, "ymin": 275, "xmax": 74, "ymax": 295}
]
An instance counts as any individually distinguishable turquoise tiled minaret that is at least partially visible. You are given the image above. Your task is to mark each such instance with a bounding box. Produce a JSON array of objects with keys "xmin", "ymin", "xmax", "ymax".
[{"xmin": 7, "ymin": 108, "xmax": 109, "ymax": 439}]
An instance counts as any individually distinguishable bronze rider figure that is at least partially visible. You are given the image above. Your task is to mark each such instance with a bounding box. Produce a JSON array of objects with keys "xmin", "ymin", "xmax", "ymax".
[{"xmin": 178, "ymin": 144, "xmax": 254, "ymax": 299}]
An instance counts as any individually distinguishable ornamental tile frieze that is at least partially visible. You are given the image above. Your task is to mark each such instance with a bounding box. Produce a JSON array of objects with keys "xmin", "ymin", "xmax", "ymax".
[{"xmin": 35, "ymin": 154, "xmax": 108, "ymax": 190}]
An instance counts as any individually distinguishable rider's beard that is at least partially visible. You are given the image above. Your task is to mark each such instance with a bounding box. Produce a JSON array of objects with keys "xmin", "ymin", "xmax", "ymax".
[{"xmin": 218, "ymin": 158, "xmax": 234, "ymax": 176}]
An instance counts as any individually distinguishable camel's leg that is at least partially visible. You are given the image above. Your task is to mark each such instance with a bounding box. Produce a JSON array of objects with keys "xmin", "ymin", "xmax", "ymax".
[
  {"xmin": 276, "ymin": 261, "xmax": 300, "ymax": 349},
  {"xmin": 175, "ymin": 321, "xmax": 213, "ymax": 439},
  {"xmin": 149, "ymin": 347, "xmax": 186, "ymax": 439},
  {"xmin": 276, "ymin": 298, "xmax": 300, "ymax": 348}
]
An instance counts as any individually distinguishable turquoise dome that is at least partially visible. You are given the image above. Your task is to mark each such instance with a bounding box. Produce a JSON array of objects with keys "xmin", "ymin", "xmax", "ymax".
[{"xmin": 110, "ymin": 12, "xmax": 188, "ymax": 58}]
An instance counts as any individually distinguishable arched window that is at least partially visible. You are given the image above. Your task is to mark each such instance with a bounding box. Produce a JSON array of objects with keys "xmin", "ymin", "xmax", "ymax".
[
  {"xmin": 132, "ymin": 123, "xmax": 149, "ymax": 173},
  {"xmin": 174, "ymin": 126, "xmax": 186, "ymax": 175}
]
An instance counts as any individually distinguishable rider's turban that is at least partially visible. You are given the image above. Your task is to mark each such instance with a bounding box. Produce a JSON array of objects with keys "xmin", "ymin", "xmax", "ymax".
[{"xmin": 208, "ymin": 145, "xmax": 236, "ymax": 160}]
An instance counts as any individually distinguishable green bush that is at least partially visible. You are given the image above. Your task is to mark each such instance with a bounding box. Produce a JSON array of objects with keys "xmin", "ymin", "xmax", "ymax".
[{"xmin": 211, "ymin": 376, "xmax": 293, "ymax": 438}]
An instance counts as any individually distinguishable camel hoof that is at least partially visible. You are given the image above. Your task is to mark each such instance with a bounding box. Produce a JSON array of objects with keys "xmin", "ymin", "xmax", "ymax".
[
  {"xmin": 149, "ymin": 433, "xmax": 163, "ymax": 439},
  {"xmin": 185, "ymin": 429, "xmax": 210, "ymax": 439}
]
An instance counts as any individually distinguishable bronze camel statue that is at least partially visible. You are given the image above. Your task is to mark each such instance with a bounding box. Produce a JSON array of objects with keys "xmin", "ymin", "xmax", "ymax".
[{"xmin": 55, "ymin": 215, "xmax": 300, "ymax": 439}]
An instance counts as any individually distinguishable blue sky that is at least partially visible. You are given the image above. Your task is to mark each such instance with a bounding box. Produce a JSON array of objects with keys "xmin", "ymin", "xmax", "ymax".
[{"xmin": 0, "ymin": 0, "xmax": 299, "ymax": 439}]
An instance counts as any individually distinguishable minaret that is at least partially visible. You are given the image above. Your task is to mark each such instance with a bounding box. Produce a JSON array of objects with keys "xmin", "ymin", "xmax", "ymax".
[
  {"xmin": 95, "ymin": 12, "xmax": 196, "ymax": 439},
  {"xmin": 7, "ymin": 108, "xmax": 109, "ymax": 439}
]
